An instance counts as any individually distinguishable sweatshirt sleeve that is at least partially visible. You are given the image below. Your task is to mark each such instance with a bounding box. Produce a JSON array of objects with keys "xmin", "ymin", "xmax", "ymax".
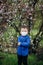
[
  {"xmin": 20, "ymin": 37, "xmax": 31, "ymax": 47},
  {"xmin": 18, "ymin": 36, "xmax": 21, "ymax": 42}
]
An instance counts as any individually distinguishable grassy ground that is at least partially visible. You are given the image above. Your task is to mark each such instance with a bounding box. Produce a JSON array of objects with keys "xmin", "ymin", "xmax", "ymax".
[{"xmin": 0, "ymin": 52, "xmax": 43, "ymax": 65}]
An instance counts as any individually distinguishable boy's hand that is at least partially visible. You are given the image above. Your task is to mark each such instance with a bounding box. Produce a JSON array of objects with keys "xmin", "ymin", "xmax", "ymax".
[{"xmin": 18, "ymin": 42, "xmax": 21, "ymax": 46}]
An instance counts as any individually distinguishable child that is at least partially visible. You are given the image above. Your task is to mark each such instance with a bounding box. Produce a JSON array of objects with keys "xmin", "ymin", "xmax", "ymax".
[{"xmin": 17, "ymin": 25, "xmax": 31, "ymax": 65}]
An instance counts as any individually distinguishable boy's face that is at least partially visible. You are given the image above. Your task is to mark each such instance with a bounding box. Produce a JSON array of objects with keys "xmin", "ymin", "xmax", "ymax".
[{"xmin": 20, "ymin": 28, "xmax": 28, "ymax": 36}]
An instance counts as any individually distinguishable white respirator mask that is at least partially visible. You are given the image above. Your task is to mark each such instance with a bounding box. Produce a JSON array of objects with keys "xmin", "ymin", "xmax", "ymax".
[{"xmin": 21, "ymin": 32, "xmax": 28, "ymax": 36}]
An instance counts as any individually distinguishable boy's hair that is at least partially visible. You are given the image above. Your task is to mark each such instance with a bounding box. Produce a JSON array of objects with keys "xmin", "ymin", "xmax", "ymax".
[{"xmin": 20, "ymin": 24, "xmax": 28, "ymax": 30}]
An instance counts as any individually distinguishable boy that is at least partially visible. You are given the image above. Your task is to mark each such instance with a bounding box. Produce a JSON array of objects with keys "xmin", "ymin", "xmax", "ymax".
[{"xmin": 17, "ymin": 25, "xmax": 31, "ymax": 65}]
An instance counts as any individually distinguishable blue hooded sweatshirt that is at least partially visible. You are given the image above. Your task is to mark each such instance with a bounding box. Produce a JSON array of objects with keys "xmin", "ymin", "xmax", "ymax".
[{"xmin": 17, "ymin": 35, "xmax": 31, "ymax": 56}]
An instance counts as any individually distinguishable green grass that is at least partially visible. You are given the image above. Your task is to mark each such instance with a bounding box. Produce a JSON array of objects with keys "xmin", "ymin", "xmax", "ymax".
[
  {"xmin": 0, "ymin": 52, "xmax": 17, "ymax": 65},
  {"xmin": 0, "ymin": 52, "xmax": 43, "ymax": 65}
]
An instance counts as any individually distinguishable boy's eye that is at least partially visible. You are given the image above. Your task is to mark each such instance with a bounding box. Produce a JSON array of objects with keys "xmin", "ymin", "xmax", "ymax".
[
  {"xmin": 22, "ymin": 30, "xmax": 24, "ymax": 32},
  {"xmin": 24, "ymin": 30, "xmax": 27, "ymax": 32}
]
